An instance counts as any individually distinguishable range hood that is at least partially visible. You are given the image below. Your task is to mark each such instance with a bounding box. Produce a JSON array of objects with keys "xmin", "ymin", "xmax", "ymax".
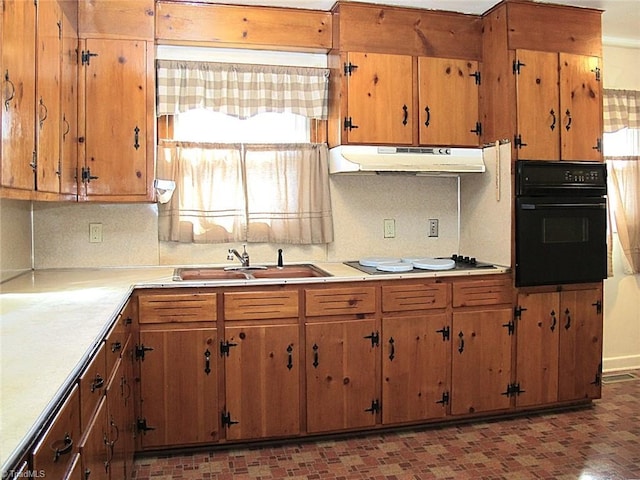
[{"xmin": 329, "ymin": 145, "xmax": 485, "ymax": 175}]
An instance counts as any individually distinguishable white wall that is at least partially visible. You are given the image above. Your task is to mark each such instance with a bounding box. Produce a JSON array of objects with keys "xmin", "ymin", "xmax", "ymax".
[{"xmin": 601, "ymin": 43, "xmax": 640, "ymax": 372}]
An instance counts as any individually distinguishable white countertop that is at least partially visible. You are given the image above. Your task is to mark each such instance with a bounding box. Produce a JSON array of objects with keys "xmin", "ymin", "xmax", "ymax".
[{"xmin": 0, "ymin": 262, "xmax": 509, "ymax": 473}]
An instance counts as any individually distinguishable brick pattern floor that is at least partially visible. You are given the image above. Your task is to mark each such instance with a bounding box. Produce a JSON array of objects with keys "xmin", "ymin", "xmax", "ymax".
[{"xmin": 132, "ymin": 371, "xmax": 640, "ymax": 480}]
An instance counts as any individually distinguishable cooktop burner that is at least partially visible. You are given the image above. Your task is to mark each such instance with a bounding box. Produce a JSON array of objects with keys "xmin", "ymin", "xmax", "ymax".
[{"xmin": 344, "ymin": 254, "xmax": 496, "ymax": 275}]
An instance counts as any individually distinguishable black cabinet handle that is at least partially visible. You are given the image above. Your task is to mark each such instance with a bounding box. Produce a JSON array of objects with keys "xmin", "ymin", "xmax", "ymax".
[
  {"xmin": 424, "ymin": 106, "xmax": 431, "ymax": 127},
  {"xmin": 39, "ymin": 97, "xmax": 48, "ymax": 128},
  {"xmin": 402, "ymin": 105, "xmax": 408, "ymax": 126},
  {"xmin": 133, "ymin": 126, "xmax": 140, "ymax": 150},
  {"xmin": 550, "ymin": 310, "xmax": 557, "ymax": 332},
  {"xmin": 564, "ymin": 308, "xmax": 571, "ymax": 330},
  {"xmin": 550, "ymin": 109, "xmax": 556, "ymax": 131},
  {"xmin": 312, "ymin": 343, "xmax": 319, "ymax": 368},
  {"xmin": 388, "ymin": 337, "xmax": 395, "ymax": 361},
  {"xmin": 52, "ymin": 434, "xmax": 73, "ymax": 462},
  {"xmin": 91, "ymin": 374, "xmax": 104, "ymax": 393},
  {"xmin": 286, "ymin": 344, "xmax": 293, "ymax": 370},
  {"xmin": 565, "ymin": 109, "xmax": 572, "ymax": 131},
  {"xmin": 458, "ymin": 331, "xmax": 465, "ymax": 354},
  {"xmin": 204, "ymin": 349, "xmax": 211, "ymax": 375},
  {"xmin": 4, "ymin": 70, "xmax": 15, "ymax": 111}
]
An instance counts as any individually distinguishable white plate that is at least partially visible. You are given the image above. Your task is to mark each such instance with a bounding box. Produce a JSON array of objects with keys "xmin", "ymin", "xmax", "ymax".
[
  {"xmin": 376, "ymin": 262, "xmax": 414, "ymax": 272},
  {"xmin": 359, "ymin": 257, "xmax": 402, "ymax": 267},
  {"xmin": 412, "ymin": 258, "xmax": 456, "ymax": 271}
]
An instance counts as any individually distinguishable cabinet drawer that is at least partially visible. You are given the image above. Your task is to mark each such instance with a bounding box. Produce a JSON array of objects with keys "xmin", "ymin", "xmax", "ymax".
[
  {"xmin": 382, "ymin": 283, "xmax": 449, "ymax": 312},
  {"xmin": 452, "ymin": 278, "xmax": 512, "ymax": 307},
  {"xmin": 32, "ymin": 385, "xmax": 81, "ymax": 478},
  {"xmin": 78, "ymin": 345, "xmax": 107, "ymax": 432},
  {"xmin": 306, "ymin": 286, "xmax": 376, "ymax": 317},
  {"xmin": 105, "ymin": 302, "xmax": 133, "ymax": 378},
  {"xmin": 138, "ymin": 293, "xmax": 217, "ymax": 323},
  {"xmin": 224, "ymin": 290, "xmax": 298, "ymax": 320}
]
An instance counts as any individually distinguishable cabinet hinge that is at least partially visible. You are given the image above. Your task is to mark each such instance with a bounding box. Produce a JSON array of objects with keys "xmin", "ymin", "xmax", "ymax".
[
  {"xmin": 343, "ymin": 117, "xmax": 359, "ymax": 131},
  {"xmin": 221, "ymin": 410, "xmax": 239, "ymax": 428},
  {"xmin": 502, "ymin": 320, "xmax": 515, "ymax": 336},
  {"xmin": 501, "ymin": 382, "xmax": 525, "ymax": 397},
  {"xmin": 136, "ymin": 417, "xmax": 156, "ymax": 434},
  {"xmin": 590, "ymin": 371, "xmax": 602, "ymax": 387},
  {"xmin": 435, "ymin": 391, "xmax": 450, "ymax": 406},
  {"xmin": 470, "ymin": 71, "xmax": 481, "ymax": 85},
  {"xmin": 364, "ymin": 399, "xmax": 380, "ymax": 414},
  {"xmin": 514, "ymin": 305, "xmax": 527, "ymax": 320},
  {"xmin": 592, "ymin": 66, "xmax": 601, "ymax": 82},
  {"xmin": 364, "ymin": 331, "xmax": 379, "ymax": 347},
  {"xmin": 436, "ymin": 326, "xmax": 450, "ymax": 341},
  {"xmin": 135, "ymin": 344, "xmax": 154, "ymax": 361},
  {"xmin": 81, "ymin": 50, "xmax": 98, "ymax": 66},
  {"xmin": 470, "ymin": 121, "xmax": 482, "ymax": 136},
  {"xmin": 513, "ymin": 59, "xmax": 526, "ymax": 75},
  {"xmin": 220, "ymin": 340, "xmax": 238, "ymax": 357},
  {"xmin": 592, "ymin": 138, "xmax": 603, "ymax": 153},
  {"xmin": 81, "ymin": 167, "xmax": 99, "ymax": 183},
  {"xmin": 514, "ymin": 134, "xmax": 528, "ymax": 149},
  {"xmin": 591, "ymin": 299, "xmax": 602, "ymax": 314},
  {"xmin": 344, "ymin": 62, "xmax": 358, "ymax": 76}
]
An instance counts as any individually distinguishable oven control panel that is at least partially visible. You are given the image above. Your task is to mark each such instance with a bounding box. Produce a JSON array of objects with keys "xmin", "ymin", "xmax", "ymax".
[
  {"xmin": 563, "ymin": 169, "xmax": 602, "ymax": 183},
  {"xmin": 516, "ymin": 160, "xmax": 607, "ymax": 196}
]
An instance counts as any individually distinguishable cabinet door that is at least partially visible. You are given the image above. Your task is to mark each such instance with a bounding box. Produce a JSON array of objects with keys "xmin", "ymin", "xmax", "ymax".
[
  {"xmin": 35, "ymin": 0, "xmax": 62, "ymax": 193},
  {"xmin": 223, "ymin": 323, "xmax": 300, "ymax": 440},
  {"xmin": 451, "ymin": 308, "xmax": 512, "ymax": 415},
  {"xmin": 138, "ymin": 327, "xmax": 218, "ymax": 448},
  {"xmin": 79, "ymin": 397, "xmax": 110, "ymax": 480},
  {"xmin": 344, "ymin": 52, "xmax": 413, "ymax": 145},
  {"xmin": 81, "ymin": 38, "xmax": 148, "ymax": 198},
  {"xmin": 60, "ymin": 12, "xmax": 78, "ymax": 196},
  {"xmin": 558, "ymin": 288, "xmax": 603, "ymax": 401},
  {"xmin": 560, "ymin": 53, "xmax": 602, "ymax": 161},
  {"xmin": 1, "ymin": 0, "xmax": 36, "ymax": 191},
  {"xmin": 381, "ymin": 313, "xmax": 450, "ymax": 424},
  {"xmin": 514, "ymin": 50, "xmax": 560, "ymax": 160},
  {"xmin": 306, "ymin": 319, "xmax": 378, "ymax": 433},
  {"xmin": 515, "ymin": 292, "xmax": 560, "ymax": 407},
  {"xmin": 418, "ymin": 57, "xmax": 480, "ymax": 146}
]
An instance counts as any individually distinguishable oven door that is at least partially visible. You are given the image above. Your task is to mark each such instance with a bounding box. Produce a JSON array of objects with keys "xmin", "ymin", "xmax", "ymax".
[{"xmin": 516, "ymin": 196, "xmax": 607, "ymax": 287}]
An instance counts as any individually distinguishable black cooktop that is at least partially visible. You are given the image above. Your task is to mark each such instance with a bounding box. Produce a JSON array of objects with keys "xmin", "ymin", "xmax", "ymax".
[{"xmin": 344, "ymin": 255, "xmax": 496, "ymax": 275}]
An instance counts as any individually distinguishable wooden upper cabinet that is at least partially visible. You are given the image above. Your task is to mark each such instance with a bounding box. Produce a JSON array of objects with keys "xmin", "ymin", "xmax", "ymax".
[
  {"xmin": 79, "ymin": 38, "xmax": 153, "ymax": 201},
  {"xmin": 560, "ymin": 53, "xmax": 602, "ymax": 161},
  {"xmin": 418, "ymin": 57, "xmax": 480, "ymax": 147},
  {"xmin": 1, "ymin": 0, "xmax": 37, "ymax": 193},
  {"xmin": 514, "ymin": 50, "xmax": 602, "ymax": 161},
  {"xmin": 342, "ymin": 52, "xmax": 413, "ymax": 145},
  {"xmin": 36, "ymin": 0, "xmax": 63, "ymax": 194},
  {"xmin": 60, "ymin": 9, "xmax": 79, "ymax": 197}
]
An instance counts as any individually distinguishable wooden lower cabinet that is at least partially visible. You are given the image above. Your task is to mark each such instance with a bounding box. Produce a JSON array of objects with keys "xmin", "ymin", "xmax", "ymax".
[
  {"xmin": 305, "ymin": 319, "xmax": 378, "ymax": 433},
  {"xmin": 515, "ymin": 286, "xmax": 603, "ymax": 407},
  {"xmin": 137, "ymin": 326, "xmax": 218, "ymax": 448},
  {"xmin": 381, "ymin": 313, "xmax": 451, "ymax": 424},
  {"xmin": 451, "ymin": 308, "xmax": 513, "ymax": 415},
  {"xmin": 79, "ymin": 397, "xmax": 110, "ymax": 480},
  {"xmin": 222, "ymin": 323, "xmax": 300, "ymax": 440}
]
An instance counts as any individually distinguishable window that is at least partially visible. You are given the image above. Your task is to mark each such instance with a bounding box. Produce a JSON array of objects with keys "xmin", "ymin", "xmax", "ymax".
[{"xmin": 155, "ymin": 59, "xmax": 333, "ymax": 245}]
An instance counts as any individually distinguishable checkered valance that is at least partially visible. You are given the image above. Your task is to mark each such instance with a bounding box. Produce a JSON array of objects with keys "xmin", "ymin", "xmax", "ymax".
[
  {"xmin": 603, "ymin": 89, "xmax": 640, "ymax": 133},
  {"xmin": 156, "ymin": 60, "xmax": 330, "ymax": 120}
]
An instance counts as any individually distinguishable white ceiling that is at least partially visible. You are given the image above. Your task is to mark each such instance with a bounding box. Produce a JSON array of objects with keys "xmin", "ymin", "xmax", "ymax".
[{"xmin": 209, "ymin": 0, "xmax": 640, "ymax": 47}]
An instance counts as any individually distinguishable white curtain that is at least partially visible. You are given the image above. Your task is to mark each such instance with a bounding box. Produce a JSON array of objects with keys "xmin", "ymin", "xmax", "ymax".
[
  {"xmin": 157, "ymin": 141, "xmax": 333, "ymax": 245},
  {"xmin": 603, "ymin": 89, "xmax": 640, "ymax": 274}
]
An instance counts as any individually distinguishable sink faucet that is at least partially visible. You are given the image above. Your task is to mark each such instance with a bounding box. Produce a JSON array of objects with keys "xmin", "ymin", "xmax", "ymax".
[{"xmin": 227, "ymin": 244, "xmax": 250, "ymax": 267}]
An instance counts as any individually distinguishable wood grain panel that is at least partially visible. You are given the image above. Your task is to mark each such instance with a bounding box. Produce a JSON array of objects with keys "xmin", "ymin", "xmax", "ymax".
[
  {"xmin": 78, "ymin": 345, "xmax": 107, "ymax": 432},
  {"xmin": 138, "ymin": 293, "xmax": 217, "ymax": 323},
  {"xmin": 506, "ymin": 1, "xmax": 602, "ymax": 57},
  {"xmin": 452, "ymin": 278, "xmax": 512, "ymax": 308},
  {"xmin": 305, "ymin": 286, "xmax": 376, "ymax": 317},
  {"xmin": 224, "ymin": 291, "xmax": 298, "ymax": 320},
  {"xmin": 79, "ymin": 0, "xmax": 154, "ymax": 40},
  {"xmin": 382, "ymin": 283, "xmax": 449, "ymax": 312},
  {"xmin": 334, "ymin": 2, "xmax": 482, "ymax": 60},
  {"xmin": 156, "ymin": 2, "xmax": 332, "ymax": 52}
]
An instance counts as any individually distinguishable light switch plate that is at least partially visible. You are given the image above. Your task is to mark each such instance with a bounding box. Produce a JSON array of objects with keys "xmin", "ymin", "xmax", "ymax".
[
  {"xmin": 384, "ymin": 219, "xmax": 396, "ymax": 238},
  {"xmin": 89, "ymin": 223, "xmax": 103, "ymax": 243}
]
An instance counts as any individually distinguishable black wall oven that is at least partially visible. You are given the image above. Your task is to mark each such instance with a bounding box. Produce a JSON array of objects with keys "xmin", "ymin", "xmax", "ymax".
[{"xmin": 515, "ymin": 161, "xmax": 607, "ymax": 287}]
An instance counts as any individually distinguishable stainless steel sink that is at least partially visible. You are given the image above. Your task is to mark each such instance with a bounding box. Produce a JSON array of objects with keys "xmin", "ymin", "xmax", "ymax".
[{"xmin": 173, "ymin": 264, "xmax": 332, "ymax": 281}]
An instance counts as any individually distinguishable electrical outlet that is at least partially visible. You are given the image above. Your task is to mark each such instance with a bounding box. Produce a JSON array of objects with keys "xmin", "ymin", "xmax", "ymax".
[
  {"xmin": 89, "ymin": 223, "xmax": 103, "ymax": 243},
  {"xmin": 428, "ymin": 219, "xmax": 439, "ymax": 237},
  {"xmin": 384, "ymin": 219, "xmax": 396, "ymax": 238}
]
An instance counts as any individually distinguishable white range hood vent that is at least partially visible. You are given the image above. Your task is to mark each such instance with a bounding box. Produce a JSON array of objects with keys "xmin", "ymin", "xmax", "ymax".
[{"xmin": 329, "ymin": 145, "xmax": 485, "ymax": 175}]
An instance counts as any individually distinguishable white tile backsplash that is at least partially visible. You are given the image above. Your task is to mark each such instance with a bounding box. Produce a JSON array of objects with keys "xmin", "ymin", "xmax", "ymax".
[{"xmin": 0, "ymin": 199, "xmax": 32, "ymax": 281}]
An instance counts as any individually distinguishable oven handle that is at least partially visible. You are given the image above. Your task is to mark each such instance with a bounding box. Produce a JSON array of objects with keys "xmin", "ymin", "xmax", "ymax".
[{"xmin": 519, "ymin": 202, "xmax": 606, "ymax": 210}]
